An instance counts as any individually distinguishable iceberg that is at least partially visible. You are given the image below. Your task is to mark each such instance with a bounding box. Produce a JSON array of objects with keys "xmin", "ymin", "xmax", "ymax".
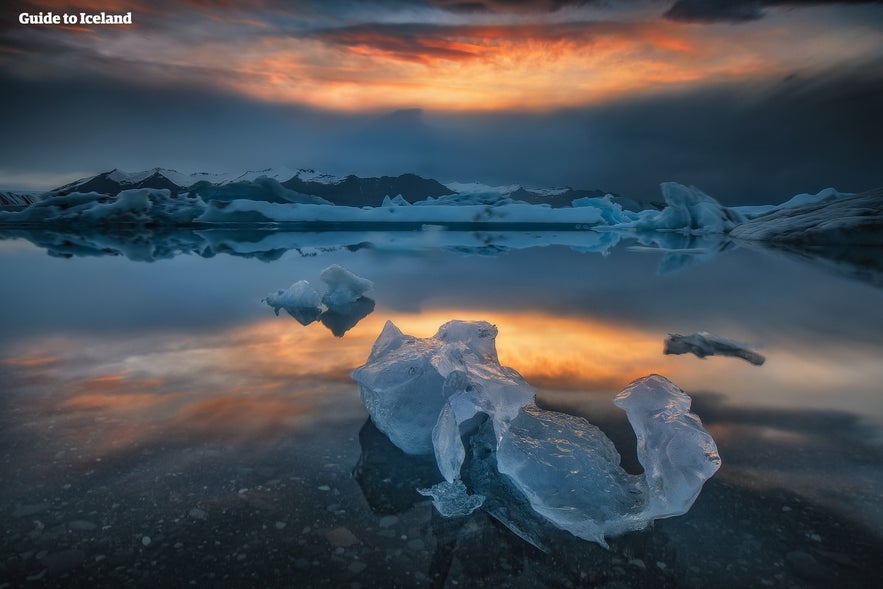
[
  {"xmin": 264, "ymin": 265, "xmax": 375, "ymax": 336},
  {"xmin": 664, "ymin": 332, "xmax": 765, "ymax": 365},
  {"xmin": 263, "ymin": 280, "xmax": 323, "ymax": 325},
  {"xmin": 351, "ymin": 320, "xmax": 720, "ymax": 547},
  {"xmin": 0, "ymin": 189, "xmax": 205, "ymax": 226},
  {"xmin": 614, "ymin": 183, "xmax": 745, "ymax": 234},
  {"xmin": 319, "ymin": 264, "xmax": 374, "ymax": 312},
  {"xmin": 730, "ymin": 189, "xmax": 883, "ymax": 245}
]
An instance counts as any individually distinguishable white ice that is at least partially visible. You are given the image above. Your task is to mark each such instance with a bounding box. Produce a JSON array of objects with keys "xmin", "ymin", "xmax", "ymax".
[
  {"xmin": 6, "ymin": 176, "xmax": 870, "ymax": 243},
  {"xmin": 351, "ymin": 320, "xmax": 721, "ymax": 546},
  {"xmin": 263, "ymin": 280, "xmax": 323, "ymax": 325},
  {"xmin": 319, "ymin": 264, "xmax": 374, "ymax": 312},
  {"xmin": 730, "ymin": 189, "xmax": 883, "ymax": 245}
]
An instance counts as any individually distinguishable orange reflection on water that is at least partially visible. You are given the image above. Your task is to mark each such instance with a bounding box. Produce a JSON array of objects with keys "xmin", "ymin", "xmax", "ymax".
[
  {"xmin": 354, "ymin": 309, "xmax": 667, "ymax": 392},
  {"xmin": 7, "ymin": 309, "xmax": 733, "ymax": 466},
  {"xmin": 2, "ymin": 354, "xmax": 64, "ymax": 368}
]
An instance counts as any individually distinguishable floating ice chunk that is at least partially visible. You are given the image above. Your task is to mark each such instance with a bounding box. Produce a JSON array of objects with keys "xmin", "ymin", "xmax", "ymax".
[
  {"xmin": 613, "ymin": 375, "xmax": 721, "ymax": 519},
  {"xmin": 495, "ymin": 403, "xmax": 645, "ymax": 546},
  {"xmin": 320, "ymin": 264, "xmax": 374, "ymax": 312},
  {"xmin": 664, "ymin": 332, "xmax": 765, "ymax": 365},
  {"xmin": 263, "ymin": 280, "xmax": 322, "ymax": 325},
  {"xmin": 351, "ymin": 320, "xmax": 534, "ymax": 456},
  {"xmin": 265, "ymin": 266, "xmax": 375, "ymax": 335},
  {"xmin": 571, "ymin": 195, "xmax": 629, "ymax": 224},
  {"xmin": 352, "ymin": 320, "xmax": 720, "ymax": 547},
  {"xmin": 615, "ymin": 183, "xmax": 744, "ymax": 234},
  {"xmin": 417, "ymin": 480, "xmax": 485, "ymax": 517}
]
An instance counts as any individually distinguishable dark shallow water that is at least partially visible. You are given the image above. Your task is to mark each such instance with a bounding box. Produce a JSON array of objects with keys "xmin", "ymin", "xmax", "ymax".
[{"xmin": 1, "ymin": 229, "xmax": 881, "ymax": 588}]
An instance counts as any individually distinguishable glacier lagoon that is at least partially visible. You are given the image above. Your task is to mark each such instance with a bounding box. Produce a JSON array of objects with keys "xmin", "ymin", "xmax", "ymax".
[{"xmin": 1, "ymin": 229, "xmax": 882, "ymax": 588}]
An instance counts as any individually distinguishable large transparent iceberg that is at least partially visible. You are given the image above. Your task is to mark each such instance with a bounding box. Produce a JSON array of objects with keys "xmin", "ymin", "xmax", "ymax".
[{"xmin": 351, "ymin": 320, "xmax": 721, "ymax": 547}]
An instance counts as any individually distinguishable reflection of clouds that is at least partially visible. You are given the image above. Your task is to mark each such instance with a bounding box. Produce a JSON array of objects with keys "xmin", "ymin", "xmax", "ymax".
[
  {"xmin": 5, "ymin": 308, "xmax": 883, "ymax": 471},
  {"xmin": 71, "ymin": 374, "xmax": 166, "ymax": 393},
  {"xmin": 170, "ymin": 393, "xmax": 314, "ymax": 442},
  {"xmin": 4, "ymin": 319, "xmax": 375, "ymax": 464},
  {"xmin": 1, "ymin": 354, "xmax": 64, "ymax": 368},
  {"xmin": 704, "ymin": 415, "xmax": 883, "ymax": 538}
]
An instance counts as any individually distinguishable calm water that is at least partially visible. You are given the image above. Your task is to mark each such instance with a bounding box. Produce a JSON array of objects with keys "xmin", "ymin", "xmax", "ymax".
[{"xmin": 1, "ymin": 229, "xmax": 882, "ymax": 588}]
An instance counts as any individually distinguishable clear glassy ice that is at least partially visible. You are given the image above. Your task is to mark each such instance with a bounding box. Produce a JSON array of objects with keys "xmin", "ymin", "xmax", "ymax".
[{"xmin": 352, "ymin": 320, "xmax": 721, "ymax": 547}]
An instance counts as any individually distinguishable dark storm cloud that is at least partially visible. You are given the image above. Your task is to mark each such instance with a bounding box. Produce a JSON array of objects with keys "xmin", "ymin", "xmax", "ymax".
[
  {"xmin": 0, "ymin": 72, "xmax": 362, "ymax": 180},
  {"xmin": 351, "ymin": 61, "xmax": 882, "ymax": 204},
  {"xmin": 665, "ymin": 0, "xmax": 883, "ymax": 23},
  {"xmin": 1, "ymin": 60, "xmax": 881, "ymax": 203},
  {"xmin": 425, "ymin": 0, "xmax": 598, "ymax": 11}
]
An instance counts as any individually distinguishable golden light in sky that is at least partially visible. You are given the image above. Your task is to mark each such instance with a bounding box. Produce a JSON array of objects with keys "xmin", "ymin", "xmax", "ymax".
[{"xmin": 6, "ymin": 1, "xmax": 881, "ymax": 112}]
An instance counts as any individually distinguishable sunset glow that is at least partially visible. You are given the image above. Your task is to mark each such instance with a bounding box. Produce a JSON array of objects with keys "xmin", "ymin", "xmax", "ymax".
[{"xmin": 4, "ymin": 1, "xmax": 880, "ymax": 111}]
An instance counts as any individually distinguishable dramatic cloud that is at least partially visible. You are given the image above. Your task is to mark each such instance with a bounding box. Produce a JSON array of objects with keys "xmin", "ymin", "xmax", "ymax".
[
  {"xmin": 1, "ymin": 1, "xmax": 881, "ymax": 199},
  {"xmin": 665, "ymin": 0, "xmax": 883, "ymax": 23},
  {"xmin": 3, "ymin": 1, "xmax": 880, "ymax": 111}
]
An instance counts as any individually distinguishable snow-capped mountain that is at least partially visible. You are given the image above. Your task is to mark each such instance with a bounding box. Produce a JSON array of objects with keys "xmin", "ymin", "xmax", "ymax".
[
  {"xmin": 50, "ymin": 168, "xmax": 195, "ymax": 197},
  {"xmin": 41, "ymin": 167, "xmax": 639, "ymax": 209},
  {"xmin": 0, "ymin": 191, "xmax": 42, "ymax": 207},
  {"xmin": 47, "ymin": 167, "xmax": 458, "ymax": 207},
  {"xmin": 2, "ymin": 166, "xmax": 879, "ymax": 247}
]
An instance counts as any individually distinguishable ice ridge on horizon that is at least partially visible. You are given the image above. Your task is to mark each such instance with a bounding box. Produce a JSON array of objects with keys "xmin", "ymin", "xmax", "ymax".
[{"xmin": 2, "ymin": 167, "xmax": 878, "ymax": 245}]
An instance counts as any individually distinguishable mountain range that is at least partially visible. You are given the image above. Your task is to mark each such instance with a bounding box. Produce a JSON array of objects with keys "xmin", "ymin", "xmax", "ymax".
[{"xmin": 2, "ymin": 167, "xmax": 642, "ymax": 210}]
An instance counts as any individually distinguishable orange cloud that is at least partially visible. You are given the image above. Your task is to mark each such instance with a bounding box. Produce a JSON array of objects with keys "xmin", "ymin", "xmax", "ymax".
[
  {"xmin": 2, "ymin": 354, "xmax": 64, "ymax": 368},
  {"xmin": 221, "ymin": 20, "xmax": 781, "ymax": 111}
]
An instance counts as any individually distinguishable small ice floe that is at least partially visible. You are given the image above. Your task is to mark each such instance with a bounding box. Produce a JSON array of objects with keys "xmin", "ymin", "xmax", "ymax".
[
  {"xmin": 263, "ymin": 265, "xmax": 374, "ymax": 336},
  {"xmin": 664, "ymin": 332, "xmax": 765, "ymax": 365},
  {"xmin": 264, "ymin": 280, "xmax": 323, "ymax": 325}
]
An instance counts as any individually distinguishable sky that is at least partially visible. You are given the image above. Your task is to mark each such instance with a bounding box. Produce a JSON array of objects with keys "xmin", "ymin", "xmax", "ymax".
[{"xmin": 1, "ymin": 0, "xmax": 882, "ymax": 203}]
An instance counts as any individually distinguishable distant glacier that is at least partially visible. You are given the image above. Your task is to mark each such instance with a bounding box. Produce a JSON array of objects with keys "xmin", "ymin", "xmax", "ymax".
[{"xmin": 0, "ymin": 167, "xmax": 880, "ymax": 245}]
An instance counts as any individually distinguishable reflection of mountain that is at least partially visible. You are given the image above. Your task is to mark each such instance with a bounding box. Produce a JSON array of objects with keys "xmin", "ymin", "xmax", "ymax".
[{"xmin": 4, "ymin": 226, "xmax": 881, "ymax": 291}]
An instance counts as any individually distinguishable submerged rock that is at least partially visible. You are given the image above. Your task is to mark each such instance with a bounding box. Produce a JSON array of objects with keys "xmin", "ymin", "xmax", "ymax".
[{"xmin": 664, "ymin": 332, "xmax": 765, "ymax": 365}]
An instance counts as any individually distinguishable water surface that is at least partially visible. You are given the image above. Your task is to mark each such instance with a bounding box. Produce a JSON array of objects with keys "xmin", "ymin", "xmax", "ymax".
[{"xmin": 1, "ymin": 230, "xmax": 881, "ymax": 587}]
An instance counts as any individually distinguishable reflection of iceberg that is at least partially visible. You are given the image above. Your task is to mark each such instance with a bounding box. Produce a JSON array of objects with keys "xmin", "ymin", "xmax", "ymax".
[
  {"xmin": 351, "ymin": 320, "xmax": 720, "ymax": 547},
  {"xmin": 0, "ymin": 181, "xmax": 752, "ymax": 235},
  {"xmin": 627, "ymin": 232, "xmax": 735, "ymax": 274},
  {"xmin": 0, "ymin": 227, "xmax": 630, "ymax": 262},
  {"xmin": 320, "ymin": 297, "xmax": 375, "ymax": 337},
  {"xmin": 264, "ymin": 265, "xmax": 375, "ymax": 336},
  {"xmin": 664, "ymin": 332, "xmax": 765, "ymax": 366}
]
